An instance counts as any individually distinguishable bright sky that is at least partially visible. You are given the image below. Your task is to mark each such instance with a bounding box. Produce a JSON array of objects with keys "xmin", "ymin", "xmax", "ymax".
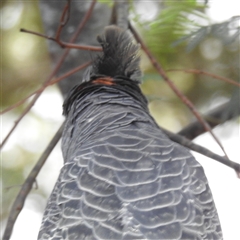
[
  {"xmin": 2, "ymin": 1, "xmax": 240, "ymax": 239},
  {"xmin": 207, "ymin": 0, "xmax": 240, "ymax": 23}
]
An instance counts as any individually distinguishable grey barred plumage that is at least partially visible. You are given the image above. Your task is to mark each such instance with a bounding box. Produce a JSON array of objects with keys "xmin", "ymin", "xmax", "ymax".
[{"xmin": 38, "ymin": 26, "xmax": 222, "ymax": 239}]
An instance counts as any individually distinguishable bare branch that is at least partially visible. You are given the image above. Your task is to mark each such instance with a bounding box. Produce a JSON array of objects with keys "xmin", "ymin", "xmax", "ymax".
[
  {"xmin": 3, "ymin": 123, "xmax": 64, "ymax": 240},
  {"xmin": 0, "ymin": 1, "xmax": 97, "ymax": 149},
  {"xmin": 167, "ymin": 68, "xmax": 240, "ymax": 87},
  {"xmin": 55, "ymin": 0, "xmax": 71, "ymax": 40},
  {"xmin": 178, "ymin": 101, "xmax": 240, "ymax": 140},
  {"xmin": 162, "ymin": 128, "xmax": 240, "ymax": 173},
  {"xmin": 20, "ymin": 28, "xmax": 102, "ymax": 51},
  {"xmin": 0, "ymin": 61, "xmax": 91, "ymax": 115},
  {"xmin": 129, "ymin": 22, "xmax": 229, "ymax": 159}
]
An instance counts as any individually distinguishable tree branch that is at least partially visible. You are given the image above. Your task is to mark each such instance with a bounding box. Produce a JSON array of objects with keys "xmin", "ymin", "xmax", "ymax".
[
  {"xmin": 55, "ymin": 0, "xmax": 71, "ymax": 40},
  {"xmin": 167, "ymin": 68, "xmax": 240, "ymax": 87},
  {"xmin": 0, "ymin": 0, "xmax": 97, "ymax": 149},
  {"xmin": 162, "ymin": 128, "xmax": 240, "ymax": 173},
  {"xmin": 178, "ymin": 101, "xmax": 240, "ymax": 140},
  {"xmin": 0, "ymin": 61, "xmax": 91, "ymax": 115},
  {"xmin": 20, "ymin": 28, "xmax": 102, "ymax": 51},
  {"xmin": 3, "ymin": 123, "xmax": 64, "ymax": 240},
  {"xmin": 129, "ymin": 22, "xmax": 229, "ymax": 159}
]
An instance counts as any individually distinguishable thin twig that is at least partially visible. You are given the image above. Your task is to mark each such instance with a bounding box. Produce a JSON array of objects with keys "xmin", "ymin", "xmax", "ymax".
[
  {"xmin": 162, "ymin": 128, "xmax": 240, "ymax": 173},
  {"xmin": 55, "ymin": 0, "xmax": 71, "ymax": 40},
  {"xmin": 0, "ymin": 93, "xmax": 41, "ymax": 149},
  {"xmin": 0, "ymin": 61, "xmax": 91, "ymax": 115},
  {"xmin": 56, "ymin": 41, "xmax": 102, "ymax": 51},
  {"xmin": 20, "ymin": 29, "xmax": 102, "ymax": 51},
  {"xmin": 0, "ymin": 0, "xmax": 96, "ymax": 149},
  {"xmin": 49, "ymin": 61, "xmax": 92, "ymax": 86},
  {"xmin": 129, "ymin": 23, "xmax": 229, "ymax": 159},
  {"xmin": 167, "ymin": 68, "xmax": 240, "ymax": 87},
  {"xmin": 3, "ymin": 123, "xmax": 64, "ymax": 240}
]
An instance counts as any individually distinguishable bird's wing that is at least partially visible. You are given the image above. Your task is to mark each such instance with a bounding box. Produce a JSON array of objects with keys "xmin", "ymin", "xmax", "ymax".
[{"xmin": 38, "ymin": 104, "xmax": 222, "ymax": 240}]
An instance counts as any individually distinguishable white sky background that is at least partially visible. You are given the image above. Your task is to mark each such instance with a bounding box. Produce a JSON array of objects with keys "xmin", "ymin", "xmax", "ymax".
[{"xmin": 1, "ymin": 1, "xmax": 240, "ymax": 239}]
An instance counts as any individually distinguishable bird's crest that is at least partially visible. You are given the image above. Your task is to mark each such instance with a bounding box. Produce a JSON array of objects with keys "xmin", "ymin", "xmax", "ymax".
[{"xmin": 89, "ymin": 26, "xmax": 142, "ymax": 83}]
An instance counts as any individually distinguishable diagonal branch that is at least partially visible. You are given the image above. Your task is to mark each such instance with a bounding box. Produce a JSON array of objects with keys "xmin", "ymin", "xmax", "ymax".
[
  {"xmin": 162, "ymin": 128, "xmax": 240, "ymax": 173},
  {"xmin": 129, "ymin": 23, "xmax": 229, "ymax": 159},
  {"xmin": 3, "ymin": 123, "xmax": 64, "ymax": 240},
  {"xmin": 0, "ymin": 0, "xmax": 97, "ymax": 149},
  {"xmin": 20, "ymin": 1, "xmax": 102, "ymax": 52},
  {"xmin": 167, "ymin": 68, "xmax": 240, "ymax": 87},
  {"xmin": 20, "ymin": 28, "xmax": 102, "ymax": 51},
  {"xmin": 178, "ymin": 101, "xmax": 240, "ymax": 140},
  {"xmin": 0, "ymin": 61, "xmax": 91, "ymax": 115},
  {"xmin": 55, "ymin": 0, "xmax": 71, "ymax": 40}
]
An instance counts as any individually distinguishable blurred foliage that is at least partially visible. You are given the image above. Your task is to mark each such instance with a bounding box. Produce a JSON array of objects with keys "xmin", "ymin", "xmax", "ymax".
[
  {"xmin": 97, "ymin": 0, "xmax": 114, "ymax": 7},
  {"xmin": 1, "ymin": 0, "xmax": 239, "ymax": 237},
  {"xmin": 1, "ymin": 0, "xmax": 54, "ymax": 232},
  {"xmin": 133, "ymin": 0, "xmax": 207, "ymax": 60},
  {"xmin": 174, "ymin": 15, "xmax": 240, "ymax": 52},
  {"xmin": 129, "ymin": 0, "xmax": 239, "ymax": 128},
  {"xmin": 1, "ymin": 0, "xmax": 51, "ymax": 108}
]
